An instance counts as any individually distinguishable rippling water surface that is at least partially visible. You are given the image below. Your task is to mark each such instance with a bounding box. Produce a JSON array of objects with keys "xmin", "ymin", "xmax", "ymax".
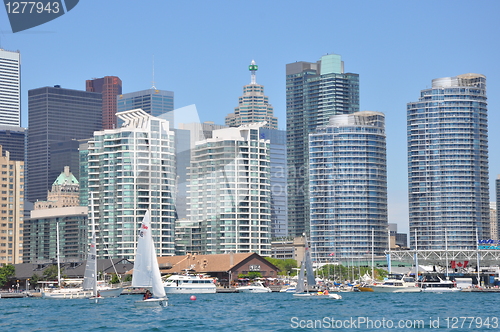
[{"xmin": 1, "ymin": 292, "xmax": 498, "ymax": 331}]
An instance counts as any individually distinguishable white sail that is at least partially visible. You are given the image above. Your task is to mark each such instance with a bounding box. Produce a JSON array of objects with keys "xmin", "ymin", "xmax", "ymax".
[
  {"xmin": 305, "ymin": 247, "xmax": 316, "ymax": 287},
  {"xmin": 132, "ymin": 211, "xmax": 166, "ymax": 298}
]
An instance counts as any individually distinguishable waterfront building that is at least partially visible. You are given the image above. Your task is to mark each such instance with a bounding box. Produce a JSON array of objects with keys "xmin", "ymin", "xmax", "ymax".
[
  {"xmin": 286, "ymin": 54, "xmax": 359, "ymax": 237},
  {"xmin": 23, "ymin": 167, "xmax": 86, "ymax": 263},
  {"xmin": 188, "ymin": 123, "xmax": 271, "ymax": 255},
  {"xmin": 497, "ymin": 176, "xmax": 500, "ymax": 240},
  {"xmin": 407, "ymin": 74, "xmax": 490, "ymax": 250},
  {"xmin": 270, "ymin": 236, "xmax": 306, "ymax": 263},
  {"xmin": 0, "ymin": 49, "xmax": 20, "ymax": 127},
  {"xmin": 309, "ymin": 111, "xmax": 388, "ymax": 259},
  {"xmin": 117, "ymin": 88, "xmax": 174, "ymax": 125},
  {"xmin": 225, "ymin": 60, "xmax": 278, "ymax": 129},
  {"xmin": 0, "ymin": 125, "xmax": 25, "ymax": 162},
  {"xmin": 26, "ymin": 85, "xmax": 102, "ymax": 203},
  {"xmin": 86, "ymin": 76, "xmax": 123, "ymax": 130},
  {"xmin": 88, "ymin": 109, "xmax": 176, "ymax": 260},
  {"xmin": 0, "ymin": 145, "xmax": 24, "ymax": 265}
]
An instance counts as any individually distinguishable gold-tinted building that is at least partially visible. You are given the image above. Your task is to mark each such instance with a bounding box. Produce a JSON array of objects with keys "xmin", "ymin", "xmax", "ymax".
[{"xmin": 0, "ymin": 145, "xmax": 24, "ymax": 265}]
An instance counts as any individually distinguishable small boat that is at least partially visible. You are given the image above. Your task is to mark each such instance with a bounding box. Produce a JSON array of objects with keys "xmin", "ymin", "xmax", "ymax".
[
  {"xmin": 132, "ymin": 211, "xmax": 168, "ymax": 307},
  {"xmin": 163, "ymin": 274, "xmax": 216, "ymax": 294},
  {"xmin": 370, "ymin": 274, "xmax": 417, "ymax": 293},
  {"xmin": 236, "ymin": 281, "xmax": 271, "ymax": 293},
  {"xmin": 293, "ymin": 235, "xmax": 341, "ymax": 300},
  {"xmin": 417, "ymin": 274, "xmax": 461, "ymax": 293}
]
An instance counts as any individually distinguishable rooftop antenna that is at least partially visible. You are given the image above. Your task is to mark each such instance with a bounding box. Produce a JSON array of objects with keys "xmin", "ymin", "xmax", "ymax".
[
  {"xmin": 151, "ymin": 55, "xmax": 157, "ymax": 89},
  {"xmin": 249, "ymin": 60, "xmax": 258, "ymax": 84}
]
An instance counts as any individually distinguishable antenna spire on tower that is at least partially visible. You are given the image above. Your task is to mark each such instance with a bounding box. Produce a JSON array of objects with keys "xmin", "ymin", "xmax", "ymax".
[
  {"xmin": 249, "ymin": 59, "xmax": 258, "ymax": 84},
  {"xmin": 151, "ymin": 55, "xmax": 157, "ymax": 89}
]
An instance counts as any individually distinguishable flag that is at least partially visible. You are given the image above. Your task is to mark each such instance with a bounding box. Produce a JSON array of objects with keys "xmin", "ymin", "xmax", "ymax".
[{"xmin": 329, "ymin": 253, "xmax": 335, "ymax": 256}]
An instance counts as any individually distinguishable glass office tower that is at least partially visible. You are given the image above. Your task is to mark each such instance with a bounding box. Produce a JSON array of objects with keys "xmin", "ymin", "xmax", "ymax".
[
  {"xmin": 407, "ymin": 74, "xmax": 490, "ymax": 250},
  {"xmin": 309, "ymin": 111, "xmax": 388, "ymax": 260},
  {"xmin": 286, "ymin": 54, "xmax": 359, "ymax": 237},
  {"xmin": 0, "ymin": 49, "xmax": 20, "ymax": 126}
]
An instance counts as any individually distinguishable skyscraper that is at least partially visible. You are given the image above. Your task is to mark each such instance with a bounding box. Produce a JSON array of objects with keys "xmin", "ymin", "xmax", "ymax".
[
  {"xmin": 407, "ymin": 74, "xmax": 490, "ymax": 250},
  {"xmin": 188, "ymin": 123, "xmax": 272, "ymax": 255},
  {"xmin": 0, "ymin": 125, "xmax": 25, "ymax": 161},
  {"xmin": 225, "ymin": 60, "xmax": 278, "ymax": 129},
  {"xmin": 27, "ymin": 86, "xmax": 102, "ymax": 203},
  {"xmin": 117, "ymin": 88, "xmax": 174, "ymax": 125},
  {"xmin": 286, "ymin": 54, "xmax": 359, "ymax": 237},
  {"xmin": 0, "ymin": 49, "xmax": 21, "ymax": 127},
  {"xmin": 88, "ymin": 109, "xmax": 176, "ymax": 260},
  {"xmin": 309, "ymin": 112, "xmax": 388, "ymax": 260},
  {"xmin": 86, "ymin": 76, "xmax": 123, "ymax": 130}
]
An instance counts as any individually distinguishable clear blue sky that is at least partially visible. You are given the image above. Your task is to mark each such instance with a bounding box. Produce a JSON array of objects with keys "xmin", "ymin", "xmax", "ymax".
[{"xmin": 1, "ymin": 0, "xmax": 499, "ymax": 234}]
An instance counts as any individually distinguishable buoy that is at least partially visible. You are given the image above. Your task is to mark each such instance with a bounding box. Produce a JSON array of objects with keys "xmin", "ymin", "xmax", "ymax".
[{"xmin": 190, "ymin": 295, "xmax": 196, "ymax": 301}]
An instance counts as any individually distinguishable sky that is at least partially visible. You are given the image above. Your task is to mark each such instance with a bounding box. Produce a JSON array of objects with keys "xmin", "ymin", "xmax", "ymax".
[{"xmin": 1, "ymin": 0, "xmax": 499, "ymax": 234}]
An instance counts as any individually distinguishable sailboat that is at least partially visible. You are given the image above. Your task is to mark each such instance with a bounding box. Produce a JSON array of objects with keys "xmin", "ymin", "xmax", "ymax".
[
  {"xmin": 132, "ymin": 210, "xmax": 168, "ymax": 307},
  {"xmin": 293, "ymin": 235, "xmax": 341, "ymax": 299}
]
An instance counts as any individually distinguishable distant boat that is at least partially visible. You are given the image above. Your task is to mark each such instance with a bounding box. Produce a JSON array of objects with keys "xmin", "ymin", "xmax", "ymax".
[
  {"xmin": 163, "ymin": 274, "xmax": 216, "ymax": 294},
  {"xmin": 236, "ymin": 281, "xmax": 272, "ymax": 293},
  {"xmin": 132, "ymin": 211, "xmax": 168, "ymax": 307},
  {"xmin": 293, "ymin": 235, "xmax": 341, "ymax": 300}
]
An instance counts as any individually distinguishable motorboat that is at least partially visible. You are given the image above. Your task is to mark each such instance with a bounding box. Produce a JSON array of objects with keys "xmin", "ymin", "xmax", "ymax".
[
  {"xmin": 370, "ymin": 273, "xmax": 417, "ymax": 293},
  {"xmin": 163, "ymin": 274, "xmax": 216, "ymax": 294},
  {"xmin": 417, "ymin": 274, "xmax": 461, "ymax": 292},
  {"xmin": 236, "ymin": 281, "xmax": 271, "ymax": 293}
]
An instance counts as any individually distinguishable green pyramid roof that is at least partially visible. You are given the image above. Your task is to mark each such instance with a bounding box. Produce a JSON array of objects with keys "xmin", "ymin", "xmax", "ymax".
[{"xmin": 53, "ymin": 166, "xmax": 79, "ymax": 185}]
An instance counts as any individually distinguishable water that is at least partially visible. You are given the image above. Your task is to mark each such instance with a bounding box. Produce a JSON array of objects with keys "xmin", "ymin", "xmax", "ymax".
[{"xmin": 1, "ymin": 292, "xmax": 498, "ymax": 331}]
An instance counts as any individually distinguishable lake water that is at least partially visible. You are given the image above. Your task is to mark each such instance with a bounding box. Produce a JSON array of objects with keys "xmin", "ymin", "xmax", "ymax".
[{"xmin": 1, "ymin": 291, "xmax": 498, "ymax": 331}]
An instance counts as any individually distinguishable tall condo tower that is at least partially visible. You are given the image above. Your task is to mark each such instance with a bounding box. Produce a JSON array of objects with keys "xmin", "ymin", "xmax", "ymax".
[
  {"xmin": 27, "ymin": 86, "xmax": 102, "ymax": 203},
  {"xmin": 86, "ymin": 76, "xmax": 123, "ymax": 130},
  {"xmin": 88, "ymin": 109, "xmax": 176, "ymax": 260},
  {"xmin": 309, "ymin": 112, "xmax": 388, "ymax": 260},
  {"xmin": 407, "ymin": 74, "xmax": 490, "ymax": 250},
  {"xmin": 286, "ymin": 54, "xmax": 359, "ymax": 237},
  {"xmin": 0, "ymin": 49, "xmax": 21, "ymax": 126},
  {"xmin": 225, "ymin": 60, "xmax": 278, "ymax": 129},
  {"xmin": 188, "ymin": 123, "xmax": 272, "ymax": 255}
]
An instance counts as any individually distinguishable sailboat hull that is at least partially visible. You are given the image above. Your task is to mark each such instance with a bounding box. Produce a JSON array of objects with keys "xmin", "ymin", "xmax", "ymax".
[
  {"xmin": 134, "ymin": 298, "xmax": 168, "ymax": 308},
  {"xmin": 98, "ymin": 287, "xmax": 123, "ymax": 298},
  {"xmin": 293, "ymin": 293, "xmax": 342, "ymax": 299}
]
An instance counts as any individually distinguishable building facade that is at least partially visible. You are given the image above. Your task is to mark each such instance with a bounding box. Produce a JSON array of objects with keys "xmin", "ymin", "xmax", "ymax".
[
  {"xmin": 27, "ymin": 86, "xmax": 102, "ymax": 203},
  {"xmin": 0, "ymin": 125, "xmax": 25, "ymax": 162},
  {"xmin": 407, "ymin": 74, "xmax": 490, "ymax": 250},
  {"xmin": 188, "ymin": 123, "xmax": 272, "ymax": 255},
  {"xmin": 86, "ymin": 76, "xmax": 123, "ymax": 130},
  {"xmin": 117, "ymin": 88, "xmax": 174, "ymax": 125},
  {"xmin": 286, "ymin": 54, "xmax": 359, "ymax": 237},
  {"xmin": 490, "ymin": 202, "xmax": 498, "ymax": 241},
  {"xmin": 0, "ymin": 49, "xmax": 20, "ymax": 127},
  {"xmin": 309, "ymin": 112, "xmax": 388, "ymax": 260},
  {"xmin": 88, "ymin": 109, "xmax": 176, "ymax": 260},
  {"xmin": 225, "ymin": 60, "xmax": 278, "ymax": 129},
  {"xmin": 0, "ymin": 145, "xmax": 24, "ymax": 265}
]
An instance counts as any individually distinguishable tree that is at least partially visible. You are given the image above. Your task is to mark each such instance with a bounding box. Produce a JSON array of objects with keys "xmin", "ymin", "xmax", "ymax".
[
  {"xmin": 110, "ymin": 274, "xmax": 122, "ymax": 284},
  {"xmin": 264, "ymin": 257, "xmax": 297, "ymax": 276},
  {"xmin": 30, "ymin": 273, "xmax": 41, "ymax": 289},
  {"xmin": 0, "ymin": 264, "xmax": 15, "ymax": 287},
  {"xmin": 42, "ymin": 265, "xmax": 60, "ymax": 281}
]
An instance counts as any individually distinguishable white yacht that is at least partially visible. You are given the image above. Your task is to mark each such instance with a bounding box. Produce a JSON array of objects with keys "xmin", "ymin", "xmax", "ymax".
[
  {"xmin": 417, "ymin": 275, "xmax": 461, "ymax": 292},
  {"xmin": 370, "ymin": 273, "xmax": 417, "ymax": 292},
  {"xmin": 163, "ymin": 275, "xmax": 217, "ymax": 294},
  {"xmin": 236, "ymin": 281, "xmax": 271, "ymax": 293}
]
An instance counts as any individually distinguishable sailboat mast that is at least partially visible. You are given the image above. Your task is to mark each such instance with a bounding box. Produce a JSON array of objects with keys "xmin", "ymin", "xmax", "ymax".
[{"xmin": 56, "ymin": 221, "xmax": 61, "ymax": 287}]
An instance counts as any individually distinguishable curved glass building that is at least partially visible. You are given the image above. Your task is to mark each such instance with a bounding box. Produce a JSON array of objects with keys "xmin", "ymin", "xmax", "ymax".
[
  {"xmin": 407, "ymin": 74, "xmax": 490, "ymax": 250},
  {"xmin": 309, "ymin": 111, "xmax": 388, "ymax": 260}
]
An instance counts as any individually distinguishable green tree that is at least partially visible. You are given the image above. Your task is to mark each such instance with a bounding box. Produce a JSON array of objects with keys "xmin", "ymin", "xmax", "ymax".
[
  {"xmin": 42, "ymin": 265, "xmax": 60, "ymax": 281},
  {"xmin": 123, "ymin": 274, "xmax": 132, "ymax": 283},
  {"xmin": 110, "ymin": 274, "xmax": 122, "ymax": 284},
  {"xmin": 29, "ymin": 273, "xmax": 41, "ymax": 289},
  {"xmin": 0, "ymin": 264, "xmax": 15, "ymax": 287},
  {"xmin": 264, "ymin": 257, "xmax": 297, "ymax": 276}
]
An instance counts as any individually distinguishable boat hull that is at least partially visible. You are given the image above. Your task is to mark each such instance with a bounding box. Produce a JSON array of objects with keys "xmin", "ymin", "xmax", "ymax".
[
  {"xmin": 371, "ymin": 285, "xmax": 418, "ymax": 293},
  {"xmin": 42, "ymin": 290, "xmax": 93, "ymax": 299},
  {"xmin": 293, "ymin": 293, "xmax": 342, "ymax": 299},
  {"xmin": 164, "ymin": 288, "xmax": 216, "ymax": 294},
  {"xmin": 237, "ymin": 287, "xmax": 271, "ymax": 293},
  {"xmin": 98, "ymin": 287, "xmax": 123, "ymax": 298},
  {"xmin": 134, "ymin": 298, "xmax": 168, "ymax": 308}
]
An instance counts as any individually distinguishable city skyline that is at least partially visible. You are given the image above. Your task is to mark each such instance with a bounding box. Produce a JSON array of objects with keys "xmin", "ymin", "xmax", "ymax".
[{"xmin": 0, "ymin": 1, "xmax": 499, "ymax": 233}]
